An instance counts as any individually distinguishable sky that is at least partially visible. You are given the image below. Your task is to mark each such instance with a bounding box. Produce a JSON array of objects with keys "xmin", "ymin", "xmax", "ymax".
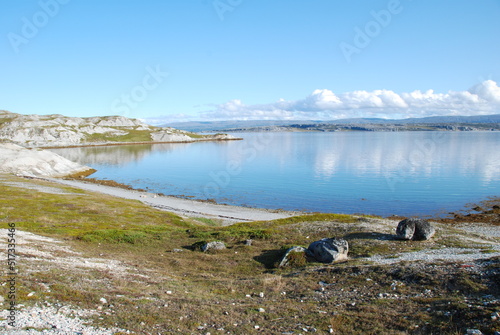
[{"xmin": 1, "ymin": 0, "xmax": 500, "ymax": 123}]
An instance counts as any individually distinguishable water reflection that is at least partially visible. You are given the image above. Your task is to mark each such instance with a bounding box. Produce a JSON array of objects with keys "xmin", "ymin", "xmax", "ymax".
[
  {"xmin": 49, "ymin": 132, "xmax": 500, "ymax": 216},
  {"xmin": 50, "ymin": 143, "xmax": 192, "ymax": 166}
]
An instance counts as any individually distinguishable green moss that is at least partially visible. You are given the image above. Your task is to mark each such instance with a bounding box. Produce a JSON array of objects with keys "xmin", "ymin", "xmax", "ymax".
[
  {"xmin": 85, "ymin": 129, "xmax": 153, "ymax": 143},
  {"xmin": 284, "ymin": 250, "xmax": 308, "ymax": 267},
  {"xmin": 78, "ymin": 229, "xmax": 151, "ymax": 244},
  {"xmin": 0, "ymin": 175, "xmax": 191, "ymax": 241}
]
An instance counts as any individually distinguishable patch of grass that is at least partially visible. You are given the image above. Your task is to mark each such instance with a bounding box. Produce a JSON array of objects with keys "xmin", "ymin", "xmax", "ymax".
[
  {"xmin": 481, "ymin": 248, "xmax": 497, "ymax": 254},
  {"xmin": 192, "ymin": 217, "xmax": 222, "ymax": 226},
  {"xmin": 0, "ymin": 116, "xmax": 15, "ymax": 126},
  {"xmin": 284, "ymin": 249, "xmax": 308, "ymax": 268},
  {"xmin": 185, "ymin": 132, "xmax": 204, "ymax": 139},
  {"xmin": 0, "ymin": 175, "xmax": 191, "ymax": 241},
  {"xmin": 78, "ymin": 229, "xmax": 151, "ymax": 244},
  {"xmin": 187, "ymin": 226, "xmax": 277, "ymax": 242},
  {"xmin": 64, "ymin": 168, "xmax": 97, "ymax": 179},
  {"xmin": 451, "ymin": 273, "xmax": 489, "ymax": 293},
  {"xmin": 85, "ymin": 129, "xmax": 153, "ymax": 143},
  {"xmin": 348, "ymin": 239, "xmax": 394, "ymax": 257}
]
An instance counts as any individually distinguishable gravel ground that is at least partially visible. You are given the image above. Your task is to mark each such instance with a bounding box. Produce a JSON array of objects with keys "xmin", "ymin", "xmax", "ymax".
[
  {"xmin": 368, "ymin": 245, "xmax": 500, "ymax": 265},
  {"xmin": 0, "ymin": 305, "xmax": 129, "ymax": 334},
  {"xmin": 0, "ymin": 229, "xmax": 163, "ymax": 334}
]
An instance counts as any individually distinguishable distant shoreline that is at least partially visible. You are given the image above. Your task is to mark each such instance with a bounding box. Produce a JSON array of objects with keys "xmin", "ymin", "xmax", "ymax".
[{"xmin": 40, "ymin": 137, "xmax": 243, "ymax": 149}]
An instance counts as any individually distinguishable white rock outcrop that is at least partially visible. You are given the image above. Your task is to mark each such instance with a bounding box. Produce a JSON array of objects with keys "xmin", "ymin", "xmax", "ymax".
[
  {"xmin": 0, "ymin": 110, "xmax": 239, "ymax": 147},
  {"xmin": 0, "ymin": 143, "xmax": 93, "ymax": 177},
  {"xmin": 0, "ymin": 111, "xmax": 157, "ymax": 147},
  {"xmin": 150, "ymin": 130, "xmax": 195, "ymax": 142}
]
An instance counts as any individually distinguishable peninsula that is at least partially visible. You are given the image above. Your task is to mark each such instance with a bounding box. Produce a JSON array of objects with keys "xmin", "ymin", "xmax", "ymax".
[{"xmin": 0, "ymin": 110, "xmax": 239, "ymax": 148}]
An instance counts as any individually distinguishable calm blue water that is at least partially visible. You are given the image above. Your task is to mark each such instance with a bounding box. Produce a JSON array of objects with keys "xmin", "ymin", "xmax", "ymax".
[{"xmin": 50, "ymin": 132, "xmax": 500, "ymax": 217}]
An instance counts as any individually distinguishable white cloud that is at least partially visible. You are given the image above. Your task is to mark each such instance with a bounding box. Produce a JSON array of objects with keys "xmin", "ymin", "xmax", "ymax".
[
  {"xmin": 469, "ymin": 80, "xmax": 500, "ymax": 103},
  {"xmin": 153, "ymin": 80, "xmax": 500, "ymax": 122}
]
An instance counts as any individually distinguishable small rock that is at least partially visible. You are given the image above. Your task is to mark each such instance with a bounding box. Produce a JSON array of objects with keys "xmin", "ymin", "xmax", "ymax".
[
  {"xmin": 99, "ymin": 297, "xmax": 107, "ymax": 304},
  {"xmin": 244, "ymin": 239, "xmax": 253, "ymax": 246},
  {"xmin": 467, "ymin": 329, "xmax": 483, "ymax": 335},
  {"xmin": 201, "ymin": 241, "xmax": 226, "ymax": 252},
  {"xmin": 258, "ymin": 308, "xmax": 265, "ymax": 313},
  {"xmin": 259, "ymin": 292, "xmax": 265, "ymax": 298}
]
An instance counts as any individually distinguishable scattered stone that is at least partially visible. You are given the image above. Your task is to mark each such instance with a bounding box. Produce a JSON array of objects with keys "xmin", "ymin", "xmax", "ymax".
[
  {"xmin": 396, "ymin": 218, "xmax": 436, "ymax": 241},
  {"xmin": 99, "ymin": 297, "xmax": 107, "ymax": 304},
  {"xmin": 258, "ymin": 308, "xmax": 265, "ymax": 313},
  {"xmin": 172, "ymin": 248, "xmax": 184, "ymax": 253},
  {"xmin": 244, "ymin": 239, "xmax": 253, "ymax": 246},
  {"xmin": 201, "ymin": 241, "xmax": 226, "ymax": 252},
  {"xmin": 278, "ymin": 246, "xmax": 308, "ymax": 267},
  {"xmin": 467, "ymin": 329, "xmax": 483, "ymax": 335},
  {"xmin": 259, "ymin": 292, "xmax": 265, "ymax": 298},
  {"xmin": 307, "ymin": 238, "xmax": 349, "ymax": 263}
]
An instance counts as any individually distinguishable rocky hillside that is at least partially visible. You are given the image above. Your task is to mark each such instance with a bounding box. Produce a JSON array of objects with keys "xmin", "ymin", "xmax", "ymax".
[{"xmin": 0, "ymin": 110, "xmax": 237, "ymax": 147}]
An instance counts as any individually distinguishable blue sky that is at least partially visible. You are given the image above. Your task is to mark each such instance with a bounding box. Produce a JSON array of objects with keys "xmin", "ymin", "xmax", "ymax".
[{"xmin": 1, "ymin": 0, "xmax": 499, "ymax": 122}]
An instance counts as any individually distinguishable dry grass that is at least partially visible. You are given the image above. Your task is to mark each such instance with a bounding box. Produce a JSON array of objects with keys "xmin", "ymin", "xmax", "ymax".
[{"xmin": 0, "ymin": 174, "xmax": 499, "ymax": 334}]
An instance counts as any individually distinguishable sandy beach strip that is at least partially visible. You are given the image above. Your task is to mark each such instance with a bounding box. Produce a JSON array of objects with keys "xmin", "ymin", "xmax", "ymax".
[{"xmin": 47, "ymin": 178, "xmax": 298, "ymax": 225}]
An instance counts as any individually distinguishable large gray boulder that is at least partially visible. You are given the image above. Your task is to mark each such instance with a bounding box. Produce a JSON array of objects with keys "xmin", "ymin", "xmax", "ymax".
[
  {"xmin": 306, "ymin": 238, "xmax": 348, "ymax": 263},
  {"xmin": 396, "ymin": 218, "xmax": 435, "ymax": 241}
]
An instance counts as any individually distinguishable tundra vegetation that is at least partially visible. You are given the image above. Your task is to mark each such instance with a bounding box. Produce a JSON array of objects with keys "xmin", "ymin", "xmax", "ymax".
[{"xmin": 0, "ymin": 174, "xmax": 499, "ymax": 334}]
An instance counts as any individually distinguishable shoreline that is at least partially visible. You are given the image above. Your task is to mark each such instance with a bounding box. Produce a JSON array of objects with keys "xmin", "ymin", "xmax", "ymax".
[
  {"xmin": 45, "ymin": 177, "xmax": 299, "ymax": 225},
  {"xmin": 40, "ymin": 137, "xmax": 243, "ymax": 149}
]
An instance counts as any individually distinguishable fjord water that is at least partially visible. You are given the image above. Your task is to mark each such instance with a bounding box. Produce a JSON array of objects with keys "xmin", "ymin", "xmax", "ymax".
[{"xmin": 50, "ymin": 132, "xmax": 500, "ymax": 217}]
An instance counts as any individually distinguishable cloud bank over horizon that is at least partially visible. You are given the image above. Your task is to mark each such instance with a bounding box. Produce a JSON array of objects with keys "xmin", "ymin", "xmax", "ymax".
[{"xmin": 150, "ymin": 80, "xmax": 500, "ymax": 123}]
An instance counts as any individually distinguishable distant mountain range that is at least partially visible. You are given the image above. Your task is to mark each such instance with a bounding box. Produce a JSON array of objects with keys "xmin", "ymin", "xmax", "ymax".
[{"xmin": 161, "ymin": 114, "xmax": 500, "ymax": 132}]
